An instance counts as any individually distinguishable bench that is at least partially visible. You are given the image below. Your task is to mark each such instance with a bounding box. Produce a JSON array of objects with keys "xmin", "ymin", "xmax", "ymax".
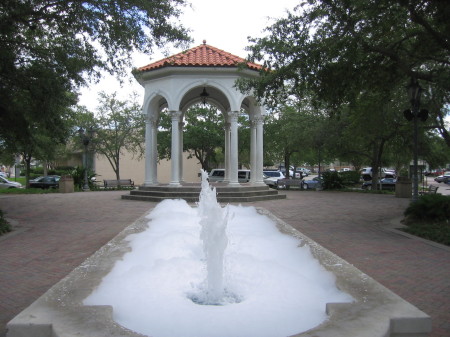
[
  {"xmin": 103, "ymin": 179, "xmax": 134, "ymax": 189},
  {"xmin": 277, "ymin": 178, "xmax": 303, "ymax": 190},
  {"xmin": 419, "ymin": 185, "xmax": 439, "ymax": 195}
]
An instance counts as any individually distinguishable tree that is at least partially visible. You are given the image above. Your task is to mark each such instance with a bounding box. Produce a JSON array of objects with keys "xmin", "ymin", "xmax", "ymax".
[
  {"xmin": 329, "ymin": 90, "xmax": 410, "ymax": 187},
  {"xmin": 88, "ymin": 92, "xmax": 145, "ymax": 182},
  {"xmin": 0, "ymin": 0, "xmax": 191, "ymax": 155},
  {"xmin": 0, "ymin": 68, "xmax": 77, "ymax": 187},
  {"xmin": 158, "ymin": 105, "xmax": 225, "ymax": 172},
  {"xmin": 238, "ymin": 0, "xmax": 449, "ymax": 142},
  {"xmin": 264, "ymin": 101, "xmax": 330, "ymax": 177},
  {"xmin": 184, "ymin": 105, "xmax": 225, "ymax": 172}
]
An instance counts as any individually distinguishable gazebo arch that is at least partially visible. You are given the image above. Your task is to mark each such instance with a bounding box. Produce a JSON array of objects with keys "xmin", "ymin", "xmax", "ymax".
[{"xmin": 134, "ymin": 41, "xmax": 266, "ymax": 188}]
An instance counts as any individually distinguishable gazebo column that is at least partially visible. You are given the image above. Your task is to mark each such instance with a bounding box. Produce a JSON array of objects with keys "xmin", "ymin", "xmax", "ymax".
[
  {"xmin": 143, "ymin": 116, "xmax": 158, "ymax": 186},
  {"xmin": 169, "ymin": 111, "xmax": 181, "ymax": 186},
  {"xmin": 179, "ymin": 121, "xmax": 184, "ymax": 183},
  {"xmin": 255, "ymin": 116, "xmax": 265, "ymax": 185},
  {"xmin": 228, "ymin": 111, "xmax": 239, "ymax": 186},
  {"xmin": 250, "ymin": 119, "xmax": 257, "ymax": 184},
  {"xmin": 224, "ymin": 122, "xmax": 230, "ymax": 183}
]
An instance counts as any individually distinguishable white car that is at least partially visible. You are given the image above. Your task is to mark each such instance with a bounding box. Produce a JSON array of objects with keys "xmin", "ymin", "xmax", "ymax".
[
  {"xmin": 361, "ymin": 167, "xmax": 396, "ymax": 181},
  {"xmin": 263, "ymin": 170, "xmax": 286, "ymax": 188},
  {"xmin": 296, "ymin": 168, "xmax": 311, "ymax": 177},
  {"xmin": 0, "ymin": 176, "xmax": 23, "ymax": 189},
  {"xmin": 208, "ymin": 169, "xmax": 251, "ymax": 183}
]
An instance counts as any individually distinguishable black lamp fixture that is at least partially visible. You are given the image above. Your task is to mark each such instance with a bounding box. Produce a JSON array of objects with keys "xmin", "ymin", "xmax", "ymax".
[
  {"xmin": 200, "ymin": 87, "xmax": 209, "ymax": 105},
  {"xmin": 404, "ymin": 78, "xmax": 429, "ymax": 202},
  {"xmin": 404, "ymin": 79, "xmax": 428, "ymax": 122}
]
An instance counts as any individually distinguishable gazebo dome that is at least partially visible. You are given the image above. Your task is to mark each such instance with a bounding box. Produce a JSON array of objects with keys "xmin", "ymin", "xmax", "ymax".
[{"xmin": 137, "ymin": 41, "xmax": 263, "ymax": 72}]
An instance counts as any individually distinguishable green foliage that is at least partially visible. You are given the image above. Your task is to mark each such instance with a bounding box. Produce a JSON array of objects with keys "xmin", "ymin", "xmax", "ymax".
[
  {"xmin": 0, "ymin": 209, "xmax": 11, "ymax": 235},
  {"xmin": 238, "ymin": 0, "xmax": 450, "ymax": 148},
  {"xmin": 184, "ymin": 105, "xmax": 225, "ymax": 171},
  {"xmin": 322, "ymin": 171, "xmax": 344, "ymax": 190},
  {"xmin": 70, "ymin": 166, "xmax": 97, "ymax": 190},
  {"xmin": 0, "ymin": 0, "xmax": 191, "ymax": 169},
  {"xmin": 404, "ymin": 194, "xmax": 450, "ymax": 223},
  {"xmin": 21, "ymin": 167, "xmax": 74, "ymax": 179},
  {"xmin": 403, "ymin": 222, "xmax": 450, "ymax": 246},
  {"xmin": 339, "ymin": 171, "xmax": 361, "ymax": 186},
  {"xmin": 403, "ymin": 194, "xmax": 450, "ymax": 246},
  {"xmin": 81, "ymin": 92, "xmax": 145, "ymax": 181},
  {"xmin": 264, "ymin": 102, "xmax": 333, "ymax": 176},
  {"xmin": 158, "ymin": 104, "xmax": 226, "ymax": 171},
  {"xmin": 0, "ymin": 188, "xmax": 58, "ymax": 195}
]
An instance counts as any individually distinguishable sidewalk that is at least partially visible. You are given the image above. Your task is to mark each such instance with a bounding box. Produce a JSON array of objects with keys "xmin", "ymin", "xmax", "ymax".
[{"xmin": 0, "ymin": 190, "xmax": 449, "ymax": 337}]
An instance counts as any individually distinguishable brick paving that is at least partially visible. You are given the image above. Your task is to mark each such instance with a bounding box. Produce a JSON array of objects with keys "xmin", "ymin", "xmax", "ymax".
[{"xmin": 0, "ymin": 190, "xmax": 449, "ymax": 337}]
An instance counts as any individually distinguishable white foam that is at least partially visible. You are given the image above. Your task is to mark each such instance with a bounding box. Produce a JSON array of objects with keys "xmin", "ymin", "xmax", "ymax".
[{"xmin": 84, "ymin": 199, "xmax": 352, "ymax": 337}]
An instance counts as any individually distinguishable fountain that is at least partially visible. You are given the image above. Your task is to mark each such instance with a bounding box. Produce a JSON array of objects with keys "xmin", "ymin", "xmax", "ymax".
[
  {"xmin": 6, "ymin": 173, "xmax": 431, "ymax": 336},
  {"xmin": 195, "ymin": 170, "xmax": 230, "ymax": 305}
]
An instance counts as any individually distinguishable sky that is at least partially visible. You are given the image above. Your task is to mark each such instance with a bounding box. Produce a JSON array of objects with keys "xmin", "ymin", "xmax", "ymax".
[{"xmin": 78, "ymin": 0, "xmax": 298, "ymax": 111}]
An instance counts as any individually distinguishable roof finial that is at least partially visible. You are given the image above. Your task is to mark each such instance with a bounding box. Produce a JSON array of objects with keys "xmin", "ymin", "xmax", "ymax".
[{"xmin": 203, "ymin": 39, "xmax": 206, "ymax": 45}]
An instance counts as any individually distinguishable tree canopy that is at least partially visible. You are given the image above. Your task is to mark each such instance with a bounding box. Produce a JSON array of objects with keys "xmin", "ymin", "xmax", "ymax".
[
  {"xmin": 0, "ymin": 0, "xmax": 191, "ymax": 158},
  {"xmin": 157, "ymin": 105, "xmax": 226, "ymax": 172},
  {"xmin": 237, "ymin": 0, "xmax": 449, "ymax": 146},
  {"xmin": 78, "ymin": 92, "xmax": 145, "ymax": 181},
  {"xmin": 236, "ymin": 0, "xmax": 450, "ymax": 179}
]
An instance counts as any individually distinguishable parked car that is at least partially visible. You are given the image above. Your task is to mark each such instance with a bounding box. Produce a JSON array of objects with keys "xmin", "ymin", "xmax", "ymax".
[
  {"xmin": 361, "ymin": 167, "xmax": 396, "ymax": 181},
  {"xmin": 362, "ymin": 178, "xmax": 397, "ymax": 190},
  {"xmin": 29, "ymin": 175, "xmax": 61, "ymax": 189},
  {"xmin": 208, "ymin": 169, "xmax": 251, "ymax": 183},
  {"xmin": 302, "ymin": 176, "xmax": 323, "ymax": 190},
  {"xmin": 279, "ymin": 168, "xmax": 301, "ymax": 179},
  {"xmin": 434, "ymin": 172, "xmax": 450, "ymax": 183},
  {"xmin": 296, "ymin": 168, "xmax": 310, "ymax": 177},
  {"xmin": 263, "ymin": 170, "xmax": 286, "ymax": 189},
  {"xmin": 0, "ymin": 176, "xmax": 23, "ymax": 189}
]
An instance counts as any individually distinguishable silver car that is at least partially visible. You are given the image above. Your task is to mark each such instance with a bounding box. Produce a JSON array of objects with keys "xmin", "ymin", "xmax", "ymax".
[
  {"xmin": 263, "ymin": 170, "xmax": 285, "ymax": 188},
  {"xmin": 0, "ymin": 176, "xmax": 23, "ymax": 189},
  {"xmin": 434, "ymin": 172, "xmax": 450, "ymax": 183}
]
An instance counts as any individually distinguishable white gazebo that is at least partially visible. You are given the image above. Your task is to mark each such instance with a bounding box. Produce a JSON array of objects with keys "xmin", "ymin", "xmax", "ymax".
[{"xmin": 133, "ymin": 41, "xmax": 266, "ymax": 188}]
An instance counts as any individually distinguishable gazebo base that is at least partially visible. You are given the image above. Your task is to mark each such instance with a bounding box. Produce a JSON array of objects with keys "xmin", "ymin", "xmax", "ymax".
[{"xmin": 122, "ymin": 183, "xmax": 286, "ymax": 202}]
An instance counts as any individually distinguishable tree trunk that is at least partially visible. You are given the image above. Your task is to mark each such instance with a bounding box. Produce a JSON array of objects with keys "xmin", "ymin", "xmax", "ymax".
[
  {"xmin": 115, "ymin": 159, "xmax": 121, "ymax": 187},
  {"xmin": 284, "ymin": 152, "xmax": 291, "ymax": 178},
  {"xmin": 25, "ymin": 155, "xmax": 32, "ymax": 189}
]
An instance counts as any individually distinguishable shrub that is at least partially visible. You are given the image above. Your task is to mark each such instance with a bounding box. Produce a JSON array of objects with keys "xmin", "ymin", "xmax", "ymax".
[
  {"xmin": 70, "ymin": 166, "xmax": 97, "ymax": 190},
  {"xmin": 0, "ymin": 210, "xmax": 11, "ymax": 235},
  {"xmin": 403, "ymin": 194, "xmax": 450, "ymax": 246},
  {"xmin": 322, "ymin": 171, "xmax": 344, "ymax": 190},
  {"xmin": 404, "ymin": 194, "xmax": 450, "ymax": 222},
  {"xmin": 339, "ymin": 171, "xmax": 361, "ymax": 186}
]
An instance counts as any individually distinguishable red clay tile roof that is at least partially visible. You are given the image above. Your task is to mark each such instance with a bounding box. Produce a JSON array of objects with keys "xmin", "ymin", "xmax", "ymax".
[{"xmin": 138, "ymin": 41, "xmax": 262, "ymax": 72}]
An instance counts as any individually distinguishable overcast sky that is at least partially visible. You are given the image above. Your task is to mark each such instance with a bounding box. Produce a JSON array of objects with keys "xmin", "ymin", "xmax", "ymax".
[{"xmin": 78, "ymin": 0, "xmax": 298, "ymax": 110}]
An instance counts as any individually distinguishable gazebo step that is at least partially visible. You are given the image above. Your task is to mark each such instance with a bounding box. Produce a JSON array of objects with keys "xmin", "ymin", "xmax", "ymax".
[
  {"xmin": 122, "ymin": 193, "xmax": 286, "ymax": 203},
  {"xmin": 130, "ymin": 189, "xmax": 279, "ymax": 198},
  {"xmin": 122, "ymin": 184, "xmax": 286, "ymax": 203}
]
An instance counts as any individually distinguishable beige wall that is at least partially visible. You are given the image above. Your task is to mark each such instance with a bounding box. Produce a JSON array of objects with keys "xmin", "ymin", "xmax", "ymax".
[{"xmin": 93, "ymin": 151, "xmax": 202, "ymax": 185}]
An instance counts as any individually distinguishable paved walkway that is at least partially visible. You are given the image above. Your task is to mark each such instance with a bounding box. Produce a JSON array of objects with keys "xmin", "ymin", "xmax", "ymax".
[{"xmin": 0, "ymin": 190, "xmax": 449, "ymax": 337}]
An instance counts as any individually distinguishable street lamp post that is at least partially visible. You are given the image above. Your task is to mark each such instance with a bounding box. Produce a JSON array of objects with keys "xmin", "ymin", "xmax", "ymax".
[
  {"xmin": 78, "ymin": 128, "xmax": 92, "ymax": 191},
  {"xmin": 405, "ymin": 78, "xmax": 422, "ymax": 202}
]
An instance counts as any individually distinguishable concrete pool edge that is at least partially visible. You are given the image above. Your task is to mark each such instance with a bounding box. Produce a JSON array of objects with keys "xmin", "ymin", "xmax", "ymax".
[{"xmin": 6, "ymin": 207, "xmax": 431, "ymax": 337}]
